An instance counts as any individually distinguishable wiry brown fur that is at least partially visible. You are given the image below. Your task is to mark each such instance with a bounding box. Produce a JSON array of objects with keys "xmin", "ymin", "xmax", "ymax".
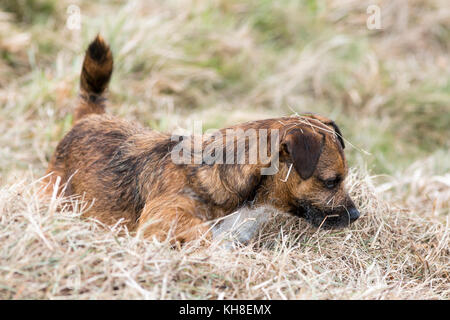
[{"xmin": 42, "ymin": 36, "xmax": 359, "ymax": 244}]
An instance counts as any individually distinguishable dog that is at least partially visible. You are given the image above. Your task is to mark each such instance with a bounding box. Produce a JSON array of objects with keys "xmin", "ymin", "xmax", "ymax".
[{"xmin": 41, "ymin": 35, "xmax": 360, "ymax": 244}]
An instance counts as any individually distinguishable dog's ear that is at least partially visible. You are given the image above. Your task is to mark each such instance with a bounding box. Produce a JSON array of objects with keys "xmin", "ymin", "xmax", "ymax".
[
  {"xmin": 302, "ymin": 114, "xmax": 345, "ymax": 149},
  {"xmin": 281, "ymin": 129, "xmax": 324, "ymax": 180},
  {"xmin": 327, "ymin": 121, "xmax": 345, "ymax": 149}
]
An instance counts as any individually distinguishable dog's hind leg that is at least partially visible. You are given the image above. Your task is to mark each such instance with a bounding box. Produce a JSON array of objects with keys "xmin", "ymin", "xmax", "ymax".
[{"xmin": 39, "ymin": 158, "xmax": 71, "ymax": 199}]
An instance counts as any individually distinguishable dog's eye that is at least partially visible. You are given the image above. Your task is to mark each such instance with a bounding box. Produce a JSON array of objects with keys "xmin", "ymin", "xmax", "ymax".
[{"xmin": 324, "ymin": 177, "xmax": 340, "ymax": 189}]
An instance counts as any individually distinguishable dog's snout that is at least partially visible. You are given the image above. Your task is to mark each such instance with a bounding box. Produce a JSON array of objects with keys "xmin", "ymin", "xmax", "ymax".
[{"xmin": 348, "ymin": 207, "xmax": 360, "ymax": 222}]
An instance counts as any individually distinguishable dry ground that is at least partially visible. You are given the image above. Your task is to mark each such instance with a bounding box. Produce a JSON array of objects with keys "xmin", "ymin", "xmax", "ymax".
[{"xmin": 0, "ymin": 0, "xmax": 449, "ymax": 299}]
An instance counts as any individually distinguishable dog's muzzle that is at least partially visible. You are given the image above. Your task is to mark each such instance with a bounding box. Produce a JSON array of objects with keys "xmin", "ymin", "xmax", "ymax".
[{"xmin": 291, "ymin": 199, "xmax": 360, "ymax": 229}]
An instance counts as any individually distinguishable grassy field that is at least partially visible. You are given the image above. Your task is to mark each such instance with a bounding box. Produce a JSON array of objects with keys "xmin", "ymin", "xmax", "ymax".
[{"xmin": 0, "ymin": 0, "xmax": 449, "ymax": 299}]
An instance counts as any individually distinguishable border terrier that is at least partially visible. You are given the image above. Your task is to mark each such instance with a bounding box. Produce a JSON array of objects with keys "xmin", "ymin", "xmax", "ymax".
[{"xmin": 41, "ymin": 36, "xmax": 360, "ymax": 244}]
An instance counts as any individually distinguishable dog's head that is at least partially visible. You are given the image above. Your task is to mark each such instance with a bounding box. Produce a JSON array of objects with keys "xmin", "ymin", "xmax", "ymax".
[{"xmin": 269, "ymin": 114, "xmax": 359, "ymax": 229}]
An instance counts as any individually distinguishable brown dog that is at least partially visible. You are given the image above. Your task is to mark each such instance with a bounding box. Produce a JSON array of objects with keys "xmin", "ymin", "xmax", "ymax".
[{"xmin": 42, "ymin": 36, "xmax": 360, "ymax": 244}]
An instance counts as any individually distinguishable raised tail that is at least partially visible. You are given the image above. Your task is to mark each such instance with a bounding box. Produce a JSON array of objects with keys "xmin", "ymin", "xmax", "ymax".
[{"xmin": 74, "ymin": 35, "xmax": 113, "ymax": 122}]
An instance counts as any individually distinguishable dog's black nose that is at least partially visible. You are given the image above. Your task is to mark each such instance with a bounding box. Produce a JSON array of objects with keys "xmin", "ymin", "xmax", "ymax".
[{"xmin": 348, "ymin": 207, "xmax": 360, "ymax": 222}]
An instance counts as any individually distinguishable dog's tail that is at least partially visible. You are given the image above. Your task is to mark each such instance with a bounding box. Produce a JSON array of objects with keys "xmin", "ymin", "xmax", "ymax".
[{"xmin": 74, "ymin": 35, "xmax": 113, "ymax": 123}]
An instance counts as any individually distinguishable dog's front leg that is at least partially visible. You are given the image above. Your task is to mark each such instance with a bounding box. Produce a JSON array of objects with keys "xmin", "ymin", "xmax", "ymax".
[{"xmin": 138, "ymin": 196, "xmax": 212, "ymax": 245}]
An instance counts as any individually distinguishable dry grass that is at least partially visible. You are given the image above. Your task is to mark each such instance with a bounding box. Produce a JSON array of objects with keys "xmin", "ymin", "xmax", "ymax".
[
  {"xmin": 0, "ymin": 169, "xmax": 448, "ymax": 299},
  {"xmin": 0, "ymin": 0, "xmax": 449, "ymax": 299}
]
